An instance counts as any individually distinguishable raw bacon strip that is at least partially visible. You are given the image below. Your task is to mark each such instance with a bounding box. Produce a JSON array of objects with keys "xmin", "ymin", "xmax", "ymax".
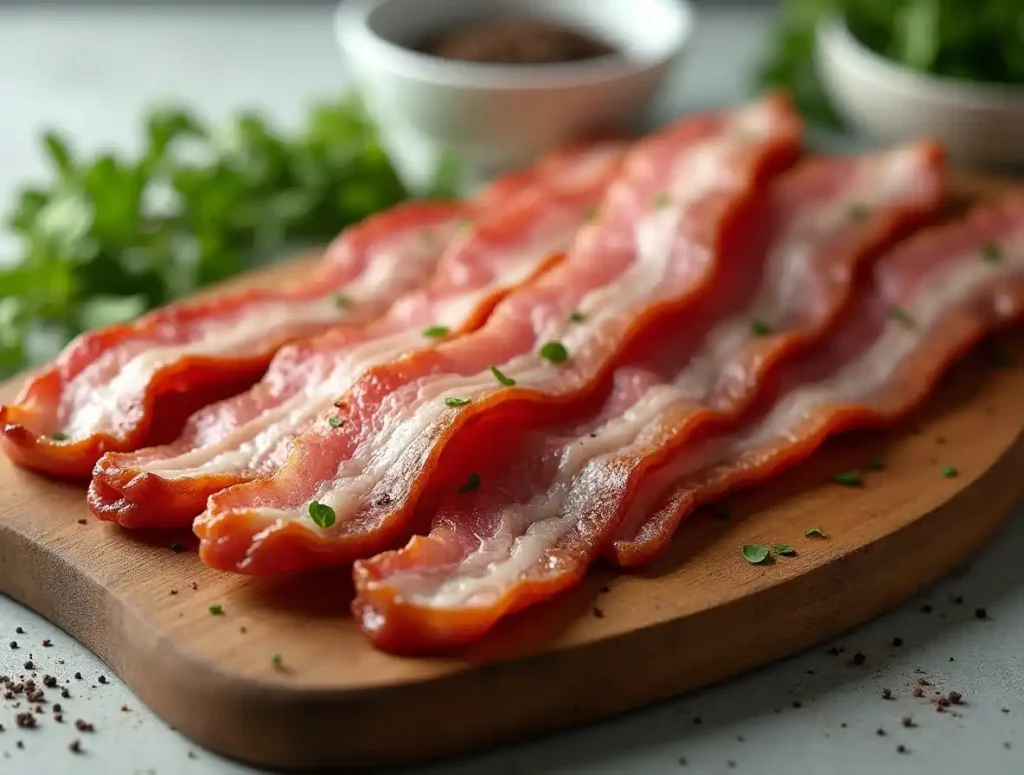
[
  {"xmin": 348, "ymin": 142, "xmax": 948, "ymax": 652},
  {"xmin": 611, "ymin": 193, "xmax": 1024, "ymax": 566},
  {"xmin": 196, "ymin": 95, "xmax": 803, "ymax": 575},
  {"xmin": 89, "ymin": 141, "xmax": 627, "ymax": 528},
  {"xmin": 0, "ymin": 201, "xmax": 470, "ymax": 478}
]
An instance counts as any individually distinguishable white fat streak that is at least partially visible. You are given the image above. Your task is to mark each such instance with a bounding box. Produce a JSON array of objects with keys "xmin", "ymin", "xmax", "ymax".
[{"xmin": 64, "ymin": 223, "xmax": 451, "ymax": 438}]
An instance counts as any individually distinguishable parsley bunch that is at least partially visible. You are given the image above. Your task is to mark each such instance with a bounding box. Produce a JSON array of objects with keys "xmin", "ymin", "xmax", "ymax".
[
  {"xmin": 1, "ymin": 96, "xmax": 452, "ymax": 379},
  {"xmin": 757, "ymin": 0, "xmax": 1024, "ymax": 127}
]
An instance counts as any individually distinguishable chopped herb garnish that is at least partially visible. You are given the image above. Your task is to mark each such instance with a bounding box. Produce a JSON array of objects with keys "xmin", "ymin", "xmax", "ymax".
[
  {"xmin": 422, "ymin": 325, "xmax": 449, "ymax": 339},
  {"xmin": 742, "ymin": 544, "xmax": 771, "ymax": 565},
  {"xmin": 444, "ymin": 396, "xmax": 471, "ymax": 407},
  {"xmin": 940, "ymin": 465, "xmax": 959, "ymax": 479},
  {"xmin": 489, "ymin": 366, "xmax": 516, "ymax": 386},
  {"xmin": 890, "ymin": 306, "xmax": 916, "ymax": 328},
  {"xmin": 833, "ymin": 471, "xmax": 864, "ymax": 487},
  {"xmin": 750, "ymin": 319, "xmax": 775, "ymax": 336},
  {"xmin": 459, "ymin": 472, "xmax": 481, "ymax": 493},
  {"xmin": 307, "ymin": 500, "xmax": 336, "ymax": 528},
  {"xmin": 773, "ymin": 544, "xmax": 797, "ymax": 556},
  {"xmin": 327, "ymin": 416, "xmax": 343, "ymax": 428},
  {"xmin": 867, "ymin": 457, "xmax": 886, "ymax": 470},
  {"xmin": 271, "ymin": 653, "xmax": 284, "ymax": 671},
  {"xmin": 49, "ymin": 431, "xmax": 69, "ymax": 441},
  {"xmin": 539, "ymin": 341, "xmax": 569, "ymax": 363},
  {"xmin": 583, "ymin": 204, "xmax": 599, "ymax": 221},
  {"xmin": 981, "ymin": 242, "xmax": 1004, "ymax": 264},
  {"xmin": 848, "ymin": 204, "xmax": 869, "ymax": 221},
  {"xmin": 569, "ymin": 311, "xmax": 586, "ymax": 323},
  {"xmin": 653, "ymin": 193, "xmax": 671, "ymax": 209},
  {"xmin": 332, "ymin": 293, "xmax": 352, "ymax": 309},
  {"xmin": 804, "ymin": 527, "xmax": 826, "ymax": 538},
  {"xmin": 208, "ymin": 604, "xmax": 224, "ymax": 615}
]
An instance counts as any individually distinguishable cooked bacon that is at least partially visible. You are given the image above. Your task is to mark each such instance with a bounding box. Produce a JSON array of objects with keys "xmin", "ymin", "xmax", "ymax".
[
  {"xmin": 610, "ymin": 193, "xmax": 1024, "ymax": 566},
  {"xmin": 195, "ymin": 95, "xmax": 803, "ymax": 576},
  {"xmin": 347, "ymin": 142, "xmax": 948, "ymax": 652},
  {"xmin": 88, "ymin": 141, "xmax": 628, "ymax": 528},
  {"xmin": 0, "ymin": 201, "xmax": 472, "ymax": 478}
]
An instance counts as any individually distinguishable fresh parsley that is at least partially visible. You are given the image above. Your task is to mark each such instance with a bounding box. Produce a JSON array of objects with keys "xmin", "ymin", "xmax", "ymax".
[
  {"xmin": 489, "ymin": 366, "xmax": 516, "ymax": 386},
  {"xmin": 742, "ymin": 544, "xmax": 772, "ymax": 565},
  {"xmin": 422, "ymin": 325, "xmax": 450, "ymax": 339},
  {"xmin": 804, "ymin": 527, "xmax": 826, "ymax": 538},
  {"xmin": 444, "ymin": 396, "xmax": 471, "ymax": 407},
  {"xmin": 308, "ymin": 500, "xmax": 336, "ymax": 528},
  {"xmin": 539, "ymin": 341, "xmax": 569, "ymax": 363},
  {"xmin": 833, "ymin": 471, "xmax": 864, "ymax": 487}
]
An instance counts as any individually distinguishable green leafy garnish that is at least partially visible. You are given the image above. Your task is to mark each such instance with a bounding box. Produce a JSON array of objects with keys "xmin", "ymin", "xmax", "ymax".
[
  {"xmin": 833, "ymin": 471, "xmax": 864, "ymax": 487},
  {"xmin": 774, "ymin": 544, "xmax": 797, "ymax": 556},
  {"xmin": 890, "ymin": 307, "xmax": 916, "ymax": 328},
  {"xmin": 750, "ymin": 319, "xmax": 775, "ymax": 337},
  {"xmin": 867, "ymin": 457, "xmax": 886, "ymax": 470},
  {"xmin": 805, "ymin": 527, "xmax": 826, "ymax": 538},
  {"xmin": 327, "ymin": 416, "xmax": 343, "ymax": 428},
  {"xmin": 208, "ymin": 604, "xmax": 224, "ymax": 615},
  {"xmin": 308, "ymin": 500, "xmax": 336, "ymax": 528},
  {"xmin": 569, "ymin": 311, "xmax": 586, "ymax": 323},
  {"xmin": 539, "ymin": 341, "xmax": 569, "ymax": 363},
  {"xmin": 583, "ymin": 204, "xmax": 600, "ymax": 221},
  {"xmin": 940, "ymin": 465, "xmax": 959, "ymax": 478},
  {"xmin": 459, "ymin": 472, "xmax": 481, "ymax": 493},
  {"xmin": 48, "ymin": 431, "xmax": 69, "ymax": 442},
  {"xmin": 489, "ymin": 366, "xmax": 516, "ymax": 386},
  {"xmin": 981, "ymin": 242, "xmax": 1004, "ymax": 264},
  {"xmin": 270, "ymin": 653, "xmax": 284, "ymax": 671},
  {"xmin": 444, "ymin": 396, "xmax": 471, "ymax": 407},
  {"xmin": 714, "ymin": 505, "xmax": 733, "ymax": 521},
  {"xmin": 742, "ymin": 544, "xmax": 772, "ymax": 565},
  {"xmin": 422, "ymin": 325, "xmax": 449, "ymax": 339},
  {"xmin": 652, "ymin": 193, "xmax": 671, "ymax": 209},
  {"xmin": 0, "ymin": 96, "xmax": 447, "ymax": 379},
  {"xmin": 332, "ymin": 293, "xmax": 352, "ymax": 309}
]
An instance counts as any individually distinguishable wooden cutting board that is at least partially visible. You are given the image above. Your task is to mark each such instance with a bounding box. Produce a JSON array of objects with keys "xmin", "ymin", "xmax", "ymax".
[{"xmin": 1, "ymin": 174, "xmax": 1022, "ymax": 771}]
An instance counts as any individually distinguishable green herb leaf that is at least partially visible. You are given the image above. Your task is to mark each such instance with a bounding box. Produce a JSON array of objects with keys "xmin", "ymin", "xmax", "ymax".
[
  {"xmin": 48, "ymin": 431, "xmax": 69, "ymax": 442},
  {"xmin": 940, "ymin": 465, "xmax": 959, "ymax": 479},
  {"xmin": 422, "ymin": 325, "xmax": 450, "ymax": 339},
  {"xmin": 459, "ymin": 472, "xmax": 481, "ymax": 493},
  {"xmin": 327, "ymin": 416, "xmax": 343, "ymax": 428},
  {"xmin": 652, "ymin": 193, "xmax": 671, "ymax": 209},
  {"xmin": 270, "ymin": 653, "xmax": 284, "ymax": 671},
  {"xmin": 773, "ymin": 543, "xmax": 797, "ymax": 556},
  {"xmin": 583, "ymin": 204, "xmax": 599, "ymax": 221},
  {"xmin": 833, "ymin": 471, "xmax": 864, "ymax": 487},
  {"xmin": 750, "ymin": 319, "xmax": 775, "ymax": 337},
  {"xmin": 569, "ymin": 311, "xmax": 586, "ymax": 323},
  {"xmin": 848, "ymin": 204, "xmax": 870, "ymax": 221},
  {"xmin": 444, "ymin": 396, "xmax": 471, "ymax": 407},
  {"xmin": 308, "ymin": 500, "xmax": 336, "ymax": 528},
  {"xmin": 208, "ymin": 604, "xmax": 224, "ymax": 615},
  {"xmin": 981, "ymin": 242, "xmax": 1004, "ymax": 264},
  {"xmin": 804, "ymin": 527, "xmax": 826, "ymax": 538},
  {"xmin": 890, "ymin": 307, "xmax": 916, "ymax": 328},
  {"xmin": 714, "ymin": 505, "xmax": 733, "ymax": 521},
  {"xmin": 489, "ymin": 366, "xmax": 516, "ymax": 386},
  {"xmin": 333, "ymin": 293, "xmax": 352, "ymax": 309},
  {"xmin": 539, "ymin": 341, "xmax": 569, "ymax": 363},
  {"xmin": 742, "ymin": 544, "xmax": 772, "ymax": 565},
  {"xmin": 867, "ymin": 457, "xmax": 886, "ymax": 471}
]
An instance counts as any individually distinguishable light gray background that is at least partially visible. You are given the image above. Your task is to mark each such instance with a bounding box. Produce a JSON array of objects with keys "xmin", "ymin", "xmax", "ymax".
[{"xmin": 1, "ymin": 4, "xmax": 1022, "ymax": 774}]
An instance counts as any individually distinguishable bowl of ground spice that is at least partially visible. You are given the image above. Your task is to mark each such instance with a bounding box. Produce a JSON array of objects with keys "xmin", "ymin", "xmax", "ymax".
[{"xmin": 336, "ymin": 0, "xmax": 694, "ymax": 183}]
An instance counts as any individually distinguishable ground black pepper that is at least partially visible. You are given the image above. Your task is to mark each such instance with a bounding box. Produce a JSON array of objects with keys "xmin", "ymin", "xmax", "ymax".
[
  {"xmin": 74, "ymin": 719, "xmax": 94, "ymax": 732},
  {"xmin": 913, "ymin": 687, "xmax": 924, "ymax": 698},
  {"xmin": 882, "ymin": 688, "xmax": 892, "ymax": 700},
  {"xmin": 592, "ymin": 607, "xmax": 605, "ymax": 619},
  {"xmin": 14, "ymin": 628, "xmax": 23, "ymax": 635},
  {"xmin": 948, "ymin": 691, "xmax": 962, "ymax": 705},
  {"xmin": 8, "ymin": 642, "xmax": 16, "ymax": 650},
  {"xmin": 52, "ymin": 703, "xmax": 61, "ymax": 713},
  {"xmin": 897, "ymin": 744, "xmax": 909, "ymax": 755},
  {"xmin": 61, "ymin": 688, "xmax": 70, "ymax": 699},
  {"xmin": 68, "ymin": 739, "xmax": 82, "ymax": 754},
  {"xmin": 891, "ymin": 637, "xmax": 903, "ymax": 647},
  {"xmin": 876, "ymin": 728, "xmax": 886, "ymax": 736},
  {"xmin": 77, "ymin": 519, "xmax": 87, "ymax": 525},
  {"xmin": 921, "ymin": 604, "xmax": 933, "ymax": 613},
  {"xmin": 14, "ymin": 713, "xmax": 35, "ymax": 729},
  {"xmin": 42, "ymin": 675, "xmax": 56, "ymax": 688},
  {"xmin": 901, "ymin": 715, "xmax": 915, "ymax": 728},
  {"xmin": 792, "ymin": 700, "xmax": 802, "ymax": 709},
  {"xmin": 852, "ymin": 652, "xmax": 866, "ymax": 666},
  {"xmin": 98, "ymin": 675, "xmax": 107, "ymax": 684},
  {"xmin": 41, "ymin": 640, "xmax": 51, "ymax": 648},
  {"xmin": 975, "ymin": 607, "xmax": 988, "ymax": 620},
  {"xmin": 22, "ymin": 661, "xmax": 32, "ymax": 670}
]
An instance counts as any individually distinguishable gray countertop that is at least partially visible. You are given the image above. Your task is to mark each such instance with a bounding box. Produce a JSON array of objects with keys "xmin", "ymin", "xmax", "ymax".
[{"xmin": 1, "ymin": 5, "xmax": 1022, "ymax": 774}]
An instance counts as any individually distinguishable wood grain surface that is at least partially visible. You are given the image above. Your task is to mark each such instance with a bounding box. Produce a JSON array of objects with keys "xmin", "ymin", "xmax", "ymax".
[{"xmin": 1, "ymin": 176, "xmax": 1022, "ymax": 771}]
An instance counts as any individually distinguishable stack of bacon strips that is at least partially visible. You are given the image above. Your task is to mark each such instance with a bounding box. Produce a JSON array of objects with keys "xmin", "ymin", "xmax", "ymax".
[{"xmin": 4, "ymin": 94, "xmax": 1024, "ymax": 654}]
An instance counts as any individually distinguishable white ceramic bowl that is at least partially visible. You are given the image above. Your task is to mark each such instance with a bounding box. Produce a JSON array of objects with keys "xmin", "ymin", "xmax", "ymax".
[
  {"xmin": 335, "ymin": 0, "xmax": 694, "ymax": 186},
  {"xmin": 816, "ymin": 17, "xmax": 1024, "ymax": 166}
]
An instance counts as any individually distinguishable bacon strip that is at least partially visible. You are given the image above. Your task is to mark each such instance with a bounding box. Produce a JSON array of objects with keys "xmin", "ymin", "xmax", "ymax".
[
  {"xmin": 0, "ymin": 202, "xmax": 472, "ymax": 478},
  {"xmin": 195, "ymin": 95, "xmax": 803, "ymax": 575},
  {"xmin": 347, "ymin": 143, "xmax": 948, "ymax": 652},
  {"xmin": 88, "ymin": 141, "xmax": 627, "ymax": 528},
  {"xmin": 610, "ymin": 193, "xmax": 1024, "ymax": 566}
]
